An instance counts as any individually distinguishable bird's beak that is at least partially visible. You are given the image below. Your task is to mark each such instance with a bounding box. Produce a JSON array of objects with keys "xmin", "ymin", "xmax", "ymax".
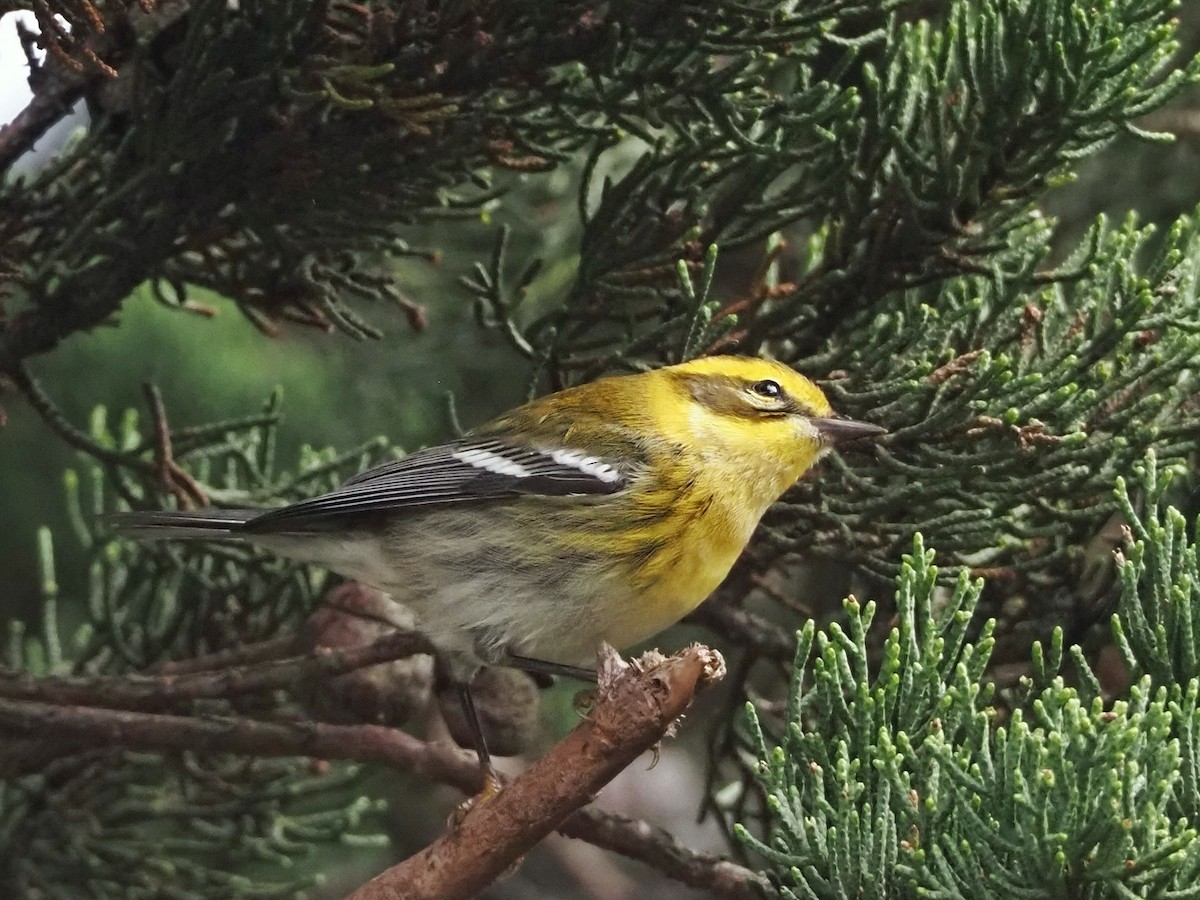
[{"xmin": 810, "ymin": 417, "xmax": 887, "ymax": 445}]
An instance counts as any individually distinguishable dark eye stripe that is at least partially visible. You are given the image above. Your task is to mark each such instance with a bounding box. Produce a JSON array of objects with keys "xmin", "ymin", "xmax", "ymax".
[{"xmin": 675, "ymin": 371, "xmax": 815, "ymax": 420}]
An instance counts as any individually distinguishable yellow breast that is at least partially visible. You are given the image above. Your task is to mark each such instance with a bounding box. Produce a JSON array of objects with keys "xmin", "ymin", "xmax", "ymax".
[{"xmin": 601, "ymin": 477, "xmax": 763, "ymax": 650}]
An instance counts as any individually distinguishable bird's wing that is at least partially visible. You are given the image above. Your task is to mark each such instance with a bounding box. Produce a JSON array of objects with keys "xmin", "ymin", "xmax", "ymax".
[{"xmin": 244, "ymin": 437, "xmax": 629, "ymax": 533}]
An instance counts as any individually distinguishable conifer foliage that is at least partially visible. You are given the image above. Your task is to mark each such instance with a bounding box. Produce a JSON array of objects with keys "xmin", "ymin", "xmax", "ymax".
[{"xmin": 741, "ymin": 460, "xmax": 1200, "ymax": 897}]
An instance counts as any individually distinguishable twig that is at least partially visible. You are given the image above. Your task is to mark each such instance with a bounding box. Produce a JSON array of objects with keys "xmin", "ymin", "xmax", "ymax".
[
  {"xmin": 0, "ymin": 646, "xmax": 764, "ymax": 900},
  {"xmin": 6, "ymin": 362, "xmax": 142, "ymax": 469},
  {"xmin": 142, "ymin": 382, "xmax": 210, "ymax": 507},
  {"xmin": 686, "ymin": 601, "xmax": 796, "ymax": 661},
  {"xmin": 0, "ymin": 629, "xmax": 435, "ymax": 711},
  {"xmin": 7, "ymin": 366, "xmax": 219, "ymax": 507},
  {"xmin": 748, "ymin": 572, "xmax": 814, "ymax": 618},
  {"xmin": 559, "ymin": 808, "xmax": 771, "ymax": 900},
  {"xmin": 346, "ymin": 644, "xmax": 728, "ymax": 900},
  {"xmin": 0, "ymin": 65, "xmax": 85, "ymax": 172},
  {"xmin": 152, "ymin": 634, "xmax": 301, "ymax": 674}
]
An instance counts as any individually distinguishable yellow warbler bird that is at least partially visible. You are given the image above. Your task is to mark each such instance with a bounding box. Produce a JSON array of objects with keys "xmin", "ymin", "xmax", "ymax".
[{"xmin": 113, "ymin": 356, "xmax": 884, "ymax": 782}]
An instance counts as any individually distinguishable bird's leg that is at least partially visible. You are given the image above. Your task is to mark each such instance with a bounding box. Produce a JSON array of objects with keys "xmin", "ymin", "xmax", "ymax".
[
  {"xmin": 457, "ymin": 683, "xmax": 503, "ymax": 802},
  {"xmin": 501, "ymin": 652, "xmax": 598, "ymax": 684}
]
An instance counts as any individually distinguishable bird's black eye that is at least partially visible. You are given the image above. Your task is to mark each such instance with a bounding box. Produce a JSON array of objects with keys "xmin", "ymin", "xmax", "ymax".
[{"xmin": 751, "ymin": 379, "xmax": 782, "ymax": 399}]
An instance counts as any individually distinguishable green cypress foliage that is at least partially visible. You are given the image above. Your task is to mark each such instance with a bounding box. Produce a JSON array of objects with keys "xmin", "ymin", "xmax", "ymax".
[{"xmin": 739, "ymin": 455, "xmax": 1200, "ymax": 897}]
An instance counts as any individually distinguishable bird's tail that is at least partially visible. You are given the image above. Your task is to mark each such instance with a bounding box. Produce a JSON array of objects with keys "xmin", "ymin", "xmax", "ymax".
[{"xmin": 106, "ymin": 509, "xmax": 258, "ymax": 540}]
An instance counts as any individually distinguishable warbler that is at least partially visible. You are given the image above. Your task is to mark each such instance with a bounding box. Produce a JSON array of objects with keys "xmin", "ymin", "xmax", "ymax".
[{"xmin": 113, "ymin": 356, "xmax": 883, "ymax": 780}]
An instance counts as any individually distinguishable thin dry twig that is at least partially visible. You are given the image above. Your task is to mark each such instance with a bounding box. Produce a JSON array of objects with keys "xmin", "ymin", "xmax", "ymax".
[
  {"xmin": 143, "ymin": 382, "xmax": 210, "ymax": 507},
  {"xmin": 7, "ymin": 366, "xmax": 222, "ymax": 509},
  {"xmin": 559, "ymin": 807, "xmax": 770, "ymax": 900},
  {"xmin": 152, "ymin": 634, "xmax": 302, "ymax": 674},
  {"xmin": 0, "ymin": 629, "xmax": 435, "ymax": 711},
  {"xmin": 687, "ymin": 600, "xmax": 796, "ymax": 661},
  {"xmin": 6, "ymin": 362, "xmax": 140, "ymax": 468}
]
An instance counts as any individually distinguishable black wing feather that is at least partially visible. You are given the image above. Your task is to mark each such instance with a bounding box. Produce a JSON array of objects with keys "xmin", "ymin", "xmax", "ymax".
[{"xmin": 244, "ymin": 438, "xmax": 627, "ymax": 533}]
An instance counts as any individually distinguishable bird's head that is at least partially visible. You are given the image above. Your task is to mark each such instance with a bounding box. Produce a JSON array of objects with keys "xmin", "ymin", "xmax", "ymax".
[{"xmin": 656, "ymin": 356, "xmax": 885, "ymax": 500}]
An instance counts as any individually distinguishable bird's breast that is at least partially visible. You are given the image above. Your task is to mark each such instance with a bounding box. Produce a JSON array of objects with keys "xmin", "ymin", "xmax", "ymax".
[{"xmin": 600, "ymin": 486, "xmax": 762, "ymax": 649}]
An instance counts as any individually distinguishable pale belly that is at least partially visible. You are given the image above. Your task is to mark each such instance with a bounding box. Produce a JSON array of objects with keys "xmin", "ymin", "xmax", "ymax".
[
  {"xmin": 255, "ymin": 495, "xmax": 760, "ymax": 670},
  {"xmin": 396, "ymin": 511, "xmax": 752, "ymax": 669}
]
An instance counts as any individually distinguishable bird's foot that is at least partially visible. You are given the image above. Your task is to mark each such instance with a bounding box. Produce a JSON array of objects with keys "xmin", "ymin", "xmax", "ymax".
[
  {"xmin": 572, "ymin": 687, "xmax": 597, "ymax": 718},
  {"xmin": 449, "ymin": 765, "xmax": 503, "ymax": 828}
]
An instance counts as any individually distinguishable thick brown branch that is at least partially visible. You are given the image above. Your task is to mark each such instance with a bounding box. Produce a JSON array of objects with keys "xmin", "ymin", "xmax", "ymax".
[
  {"xmin": 0, "ymin": 647, "xmax": 763, "ymax": 900},
  {"xmin": 346, "ymin": 644, "xmax": 728, "ymax": 900},
  {"xmin": 0, "ymin": 629, "xmax": 434, "ymax": 711}
]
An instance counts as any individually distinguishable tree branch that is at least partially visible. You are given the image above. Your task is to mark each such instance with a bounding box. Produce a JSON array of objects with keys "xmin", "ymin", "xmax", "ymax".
[
  {"xmin": 0, "ymin": 643, "xmax": 764, "ymax": 899},
  {"xmin": 559, "ymin": 808, "xmax": 771, "ymax": 900},
  {"xmin": 0, "ymin": 693, "xmax": 477, "ymax": 786},
  {"xmin": 0, "ymin": 62, "xmax": 85, "ymax": 172},
  {"xmin": 346, "ymin": 644, "xmax": 728, "ymax": 900},
  {"xmin": 0, "ymin": 628, "xmax": 434, "ymax": 711}
]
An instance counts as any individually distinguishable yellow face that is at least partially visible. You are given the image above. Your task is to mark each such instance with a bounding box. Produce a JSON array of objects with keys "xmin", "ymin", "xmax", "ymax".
[
  {"xmin": 652, "ymin": 356, "xmax": 844, "ymax": 507},
  {"xmin": 667, "ymin": 355, "xmax": 833, "ymax": 416}
]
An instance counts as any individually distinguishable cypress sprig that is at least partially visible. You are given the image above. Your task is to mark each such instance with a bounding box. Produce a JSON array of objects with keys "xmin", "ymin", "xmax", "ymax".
[
  {"xmin": 775, "ymin": 212, "xmax": 1200, "ymax": 587},
  {"xmin": 741, "ymin": 457, "xmax": 1200, "ymax": 898},
  {"xmin": 736, "ymin": 535, "xmax": 991, "ymax": 899},
  {"xmin": 1113, "ymin": 451, "xmax": 1200, "ymax": 687},
  {"xmin": 734, "ymin": 518, "xmax": 1200, "ymax": 897},
  {"xmin": 536, "ymin": 0, "xmax": 1200, "ymax": 372},
  {"xmin": 913, "ymin": 676, "xmax": 1199, "ymax": 899},
  {"xmin": 0, "ymin": 752, "xmax": 385, "ymax": 900},
  {"xmin": 1112, "ymin": 452, "xmax": 1200, "ymax": 823}
]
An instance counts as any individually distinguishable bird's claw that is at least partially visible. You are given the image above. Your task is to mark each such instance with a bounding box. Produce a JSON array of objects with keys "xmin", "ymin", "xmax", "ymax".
[
  {"xmin": 572, "ymin": 688, "xmax": 597, "ymax": 718},
  {"xmin": 449, "ymin": 766, "xmax": 503, "ymax": 828}
]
